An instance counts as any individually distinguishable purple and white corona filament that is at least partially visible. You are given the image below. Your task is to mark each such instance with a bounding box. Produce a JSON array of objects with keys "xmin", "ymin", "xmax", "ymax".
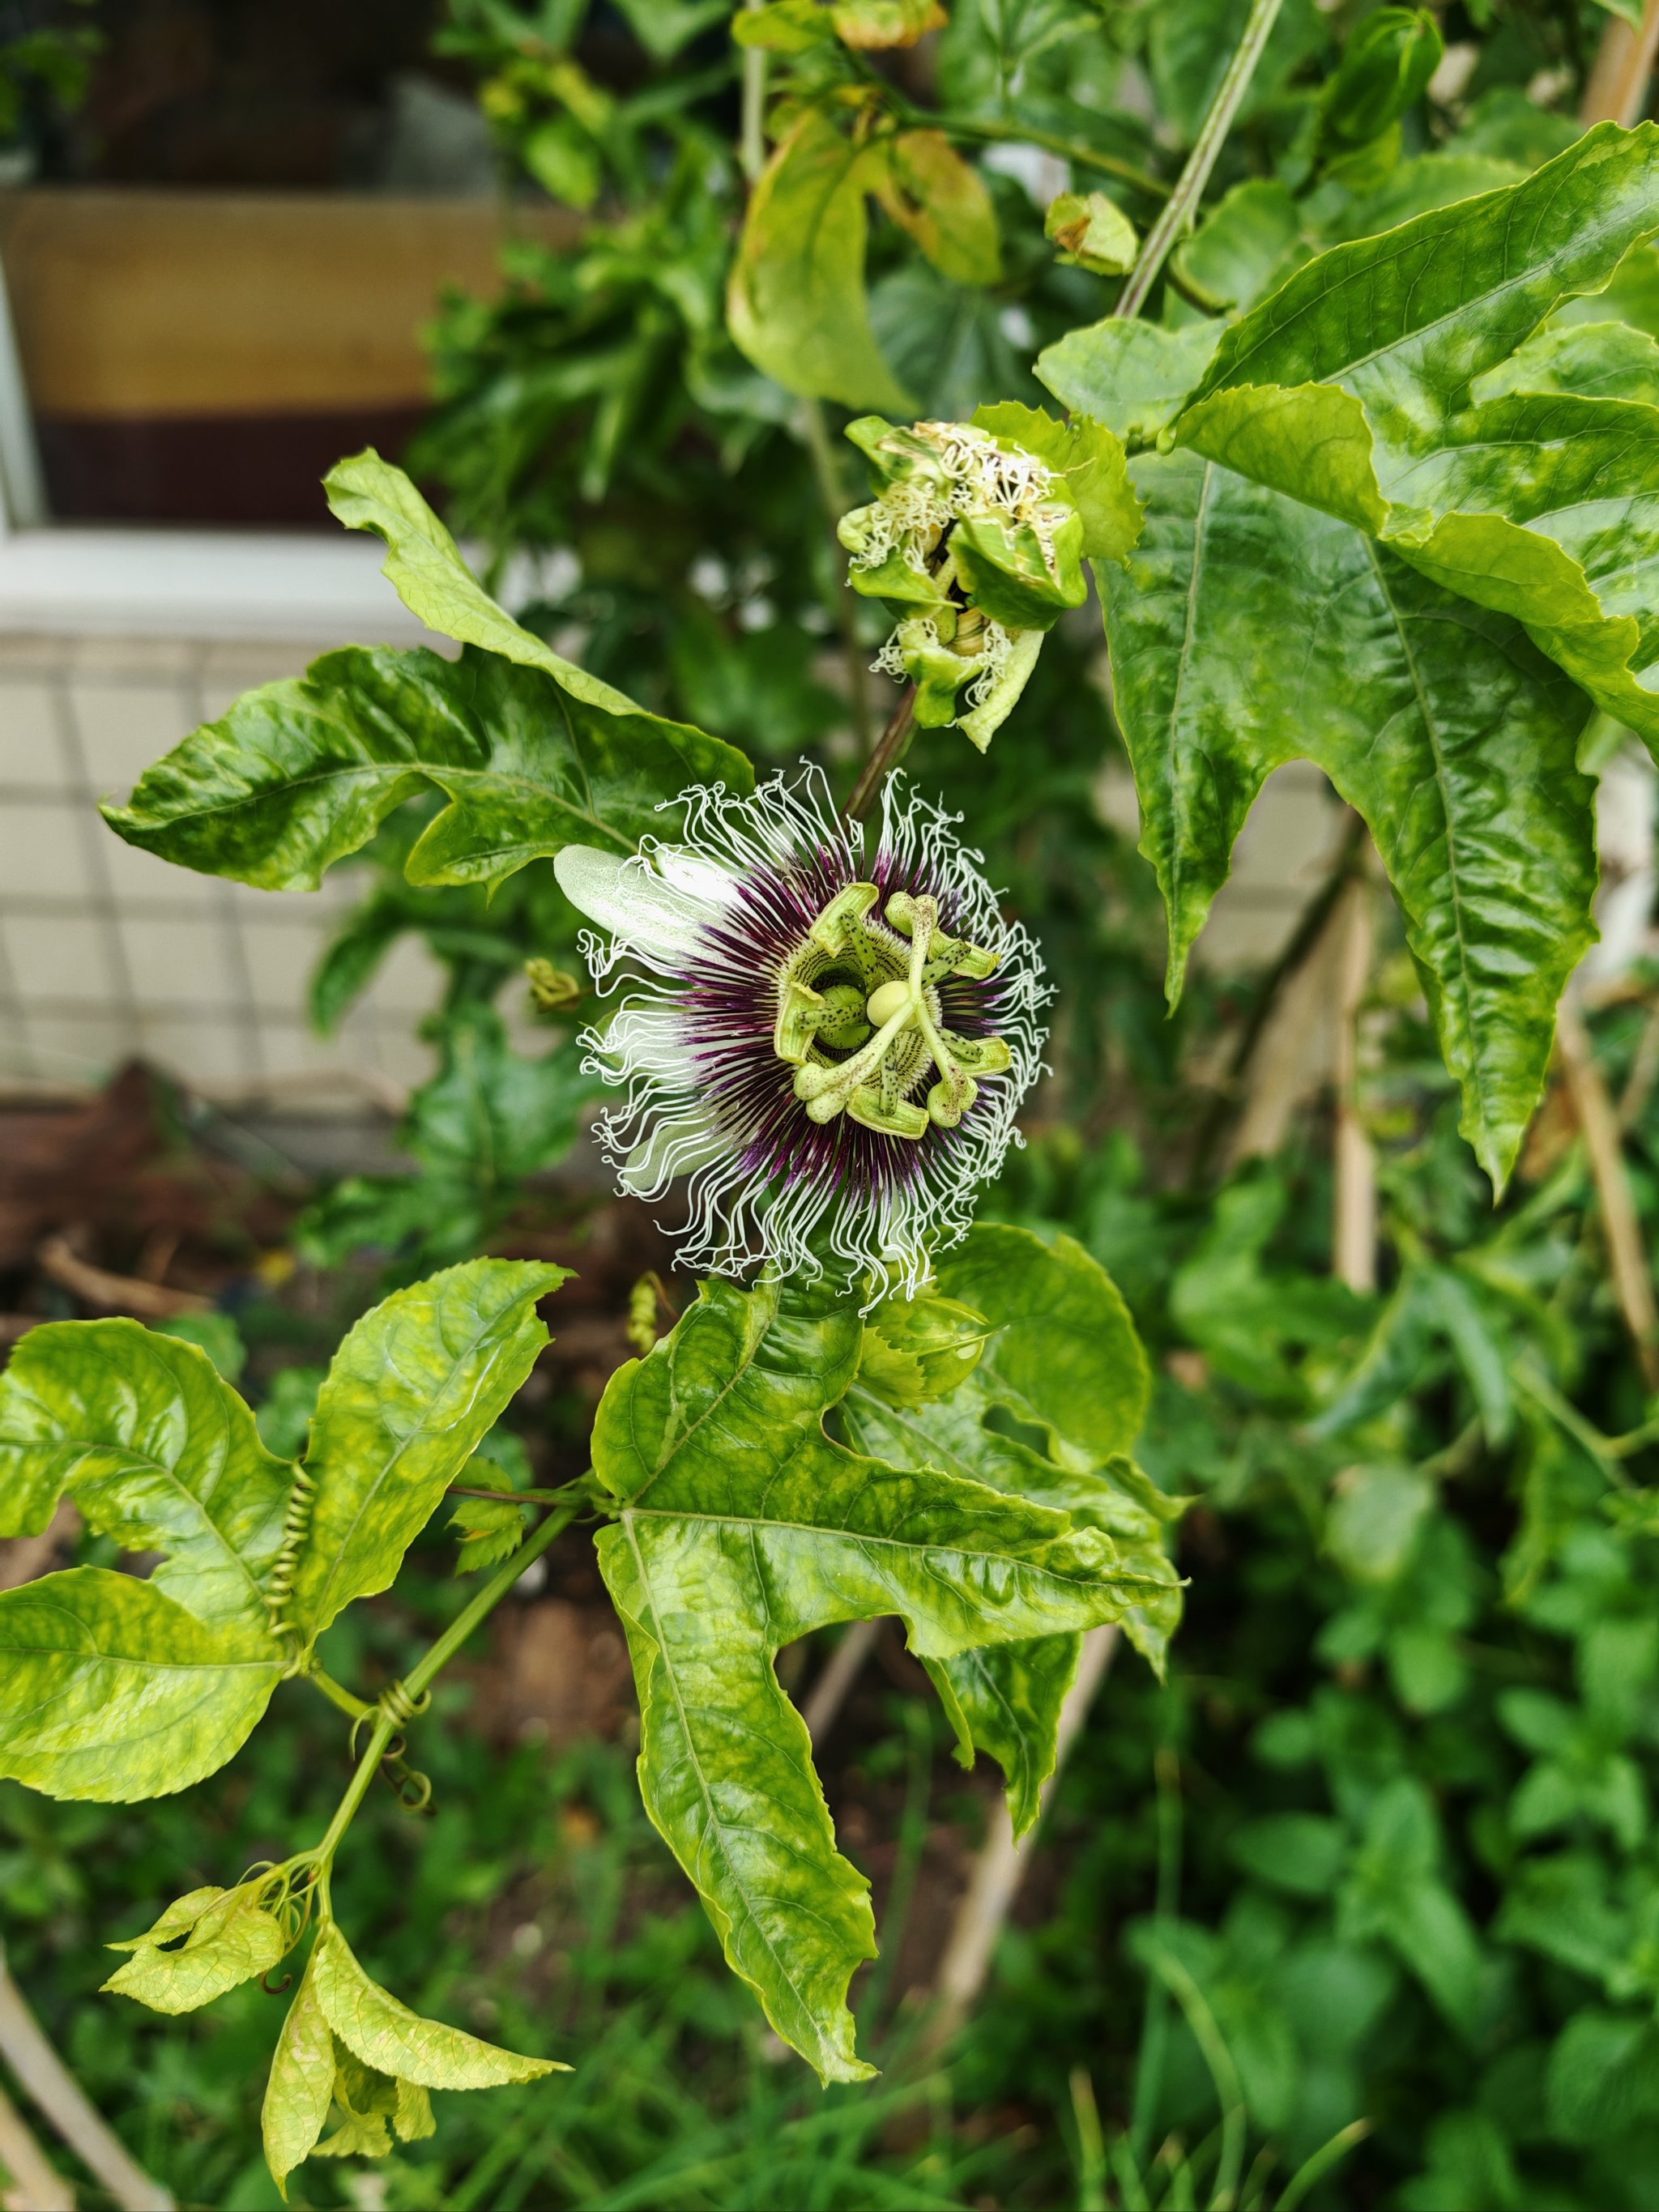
[{"xmin": 553, "ymin": 765, "xmax": 1050, "ymax": 1297}]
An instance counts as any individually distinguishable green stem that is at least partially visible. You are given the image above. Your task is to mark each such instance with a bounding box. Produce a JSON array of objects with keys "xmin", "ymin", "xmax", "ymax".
[
  {"xmin": 1115, "ymin": 0, "xmax": 1286, "ymax": 318},
  {"xmin": 448, "ymin": 1483, "xmax": 572, "ymax": 1506},
  {"xmin": 306, "ymin": 1666, "xmax": 372, "ymax": 1723},
  {"xmin": 313, "ymin": 1712, "xmax": 399, "ymax": 1873},
  {"xmin": 845, "ymin": 687, "xmax": 917, "ymax": 821},
  {"xmin": 925, "ymin": 112, "xmax": 1170, "ymax": 202},
  {"xmin": 403, "ymin": 1493, "xmax": 584, "ymax": 1703},
  {"xmin": 801, "ymin": 396, "xmax": 876, "ymax": 751},
  {"xmin": 1129, "ymin": 1738, "xmax": 1181, "ymax": 2160},
  {"xmin": 302, "ymin": 1490, "xmax": 588, "ymax": 1881}
]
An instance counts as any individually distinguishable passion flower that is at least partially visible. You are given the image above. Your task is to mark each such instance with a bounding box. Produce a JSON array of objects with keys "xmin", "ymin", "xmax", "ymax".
[{"xmin": 553, "ymin": 765, "xmax": 1048, "ymax": 1297}]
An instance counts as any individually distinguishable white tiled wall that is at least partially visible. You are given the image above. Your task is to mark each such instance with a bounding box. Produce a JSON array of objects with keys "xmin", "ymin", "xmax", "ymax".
[
  {"xmin": 0, "ymin": 629, "xmax": 1354, "ymax": 1101},
  {"xmin": 0, "ymin": 633, "xmax": 446, "ymax": 1096}
]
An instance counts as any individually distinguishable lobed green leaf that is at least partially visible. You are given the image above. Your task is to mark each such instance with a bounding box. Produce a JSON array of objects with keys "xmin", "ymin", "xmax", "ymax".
[
  {"xmin": 104, "ymin": 643, "xmax": 751, "ymax": 894},
  {"xmin": 924, "ymin": 1634, "xmax": 1081, "ymax": 1839},
  {"xmin": 592, "ymin": 1266, "xmax": 1155, "ymax": 2081},
  {"xmin": 1100, "ymin": 449, "xmax": 1595, "ymax": 1188}
]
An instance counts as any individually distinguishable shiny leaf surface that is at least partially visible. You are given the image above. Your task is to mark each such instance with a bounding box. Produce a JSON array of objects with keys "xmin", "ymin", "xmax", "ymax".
[
  {"xmin": 0, "ymin": 1319, "xmax": 291, "ymax": 1633},
  {"xmin": 592, "ymin": 1270, "xmax": 1155, "ymax": 2080},
  {"xmin": 105, "ymin": 644, "xmax": 751, "ymax": 893},
  {"xmin": 285, "ymin": 1260, "xmax": 569, "ymax": 1645},
  {"xmin": 1102, "ymin": 450, "xmax": 1595, "ymax": 1187}
]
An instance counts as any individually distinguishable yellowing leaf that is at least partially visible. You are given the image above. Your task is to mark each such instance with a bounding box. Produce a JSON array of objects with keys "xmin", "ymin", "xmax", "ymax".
[
  {"xmin": 104, "ymin": 1882, "xmax": 287, "ymax": 2014},
  {"xmin": 0, "ymin": 1569, "xmax": 283, "ymax": 1802},
  {"xmin": 729, "ymin": 110, "xmax": 914, "ymax": 414},
  {"xmin": 830, "ymin": 0, "xmax": 945, "ymax": 45},
  {"xmin": 310, "ymin": 1924, "xmax": 562, "ymax": 2089},
  {"xmin": 1045, "ymin": 190, "xmax": 1137, "ymax": 276},
  {"xmin": 263, "ymin": 1953, "xmax": 336, "ymax": 2201},
  {"xmin": 0, "ymin": 1319, "xmax": 292, "ymax": 1634},
  {"xmin": 876, "ymin": 130, "xmax": 1000, "ymax": 286},
  {"xmin": 323, "ymin": 452, "xmax": 638, "ymax": 716},
  {"xmin": 285, "ymin": 1259, "xmax": 569, "ymax": 1647}
]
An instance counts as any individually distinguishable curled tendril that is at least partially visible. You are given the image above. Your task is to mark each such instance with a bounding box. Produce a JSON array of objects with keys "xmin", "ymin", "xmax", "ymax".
[
  {"xmin": 261, "ymin": 1969, "xmax": 295, "ymax": 1997},
  {"xmin": 392, "ymin": 1767, "xmax": 434, "ymax": 1813}
]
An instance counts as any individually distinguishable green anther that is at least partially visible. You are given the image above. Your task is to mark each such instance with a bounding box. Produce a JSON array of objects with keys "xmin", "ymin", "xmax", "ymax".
[
  {"xmin": 944, "ymin": 1034, "xmax": 1012, "ymax": 1076},
  {"xmin": 808, "ymin": 881, "xmax": 881, "ymax": 955},
  {"xmin": 885, "ymin": 891, "xmax": 1000, "ymax": 982},
  {"xmin": 849, "ymin": 1087, "xmax": 929, "ymax": 1139},
  {"xmin": 927, "ymin": 1072, "xmax": 978, "ymax": 1128},
  {"xmin": 774, "ymin": 974, "xmax": 825, "ymax": 1066},
  {"xmin": 779, "ymin": 884, "xmax": 1007, "ymax": 1143}
]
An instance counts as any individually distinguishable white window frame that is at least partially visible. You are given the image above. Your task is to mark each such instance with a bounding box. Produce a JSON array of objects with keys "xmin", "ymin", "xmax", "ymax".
[{"xmin": 0, "ymin": 251, "xmax": 424, "ymax": 644}]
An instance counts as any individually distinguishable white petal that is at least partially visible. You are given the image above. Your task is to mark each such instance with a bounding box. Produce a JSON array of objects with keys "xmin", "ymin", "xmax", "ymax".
[
  {"xmin": 554, "ymin": 844, "xmax": 728, "ymax": 970},
  {"xmin": 601, "ymin": 1002, "xmax": 694, "ymax": 1086}
]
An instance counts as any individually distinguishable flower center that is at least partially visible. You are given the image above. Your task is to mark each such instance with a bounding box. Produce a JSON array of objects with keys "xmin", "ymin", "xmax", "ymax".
[{"xmin": 771, "ymin": 884, "xmax": 1013, "ymax": 1140}]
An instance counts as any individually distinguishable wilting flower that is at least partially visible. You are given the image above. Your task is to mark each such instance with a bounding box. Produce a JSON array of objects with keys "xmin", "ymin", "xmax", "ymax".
[
  {"xmin": 554, "ymin": 765, "xmax": 1049, "ymax": 1298},
  {"xmin": 838, "ymin": 414, "xmax": 1090, "ymax": 751}
]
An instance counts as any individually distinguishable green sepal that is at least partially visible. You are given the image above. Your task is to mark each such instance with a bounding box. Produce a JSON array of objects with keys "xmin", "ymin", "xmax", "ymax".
[
  {"xmin": 953, "ymin": 505, "xmax": 1087, "ymax": 629},
  {"xmin": 972, "ymin": 401, "xmax": 1143, "ymax": 565}
]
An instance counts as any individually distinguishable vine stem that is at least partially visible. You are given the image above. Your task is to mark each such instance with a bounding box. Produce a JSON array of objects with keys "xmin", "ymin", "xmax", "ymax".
[
  {"xmin": 902, "ymin": 109, "xmax": 1169, "ymax": 202},
  {"xmin": 1115, "ymin": 0, "xmax": 1287, "ymax": 319},
  {"xmin": 305, "ymin": 1490, "xmax": 588, "ymax": 1877},
  {"xmin": 844, "ymin": 687, "xmax": 916, "ymax": 822},
  {"xmin": 801, "ymin": 397, "xmax": 876, "ymax": 752}
]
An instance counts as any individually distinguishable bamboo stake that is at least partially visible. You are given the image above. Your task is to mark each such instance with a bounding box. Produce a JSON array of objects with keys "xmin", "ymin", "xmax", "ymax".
[
  {"xmin": 0, "ymin": 1950, "xmax": 173, "ymax": 2212},
  {"xmin": 1332, "ymin": 878, "xmax": 1377, "ymax": 1296},
  {"xmin": 1556, "ymin": 997, "xmax": 1659, "ymax": 1392},
  {"xmin": 0, "ymin": 2082, "xmax": 73, "ymax": 2212},
  {"xmin": 803, "ymin": 1618, "xmax": 881, "ymax": 1745},
  {"xmin": 1581, "ymin": 0, "xmax": 1659, "ymax": 126},
  {"xmin": 926, "ymin": 1625, "xmax": 1120, "ymax": 2048}
]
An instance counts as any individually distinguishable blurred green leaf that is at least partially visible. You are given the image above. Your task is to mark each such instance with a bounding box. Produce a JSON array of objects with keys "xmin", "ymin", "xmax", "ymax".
[{"xmin": 729, "ymin": 110, "xmax": 914, "ymax": 412}]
